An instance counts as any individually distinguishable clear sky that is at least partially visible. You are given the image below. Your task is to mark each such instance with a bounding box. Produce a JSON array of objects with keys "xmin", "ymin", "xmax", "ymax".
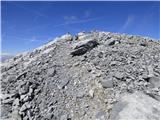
[{"xmin": 1, "ymin": 1, "xmax": 160, "ymax": 55}]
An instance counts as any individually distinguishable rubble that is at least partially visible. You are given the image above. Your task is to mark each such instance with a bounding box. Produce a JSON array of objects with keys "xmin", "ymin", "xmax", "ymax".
[{"xmin": 1, "ymin": 31, "xmax": 160, "ymax": 120}]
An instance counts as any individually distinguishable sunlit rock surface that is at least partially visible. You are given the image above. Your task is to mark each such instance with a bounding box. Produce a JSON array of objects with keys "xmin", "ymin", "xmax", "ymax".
[{"xmin": 1, "ymin": 31, "xmax": 160, "ymax": 120}]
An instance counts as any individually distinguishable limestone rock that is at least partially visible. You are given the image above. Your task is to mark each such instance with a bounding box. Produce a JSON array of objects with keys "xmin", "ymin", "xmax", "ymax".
[{"xmin": 110, "ymin": 92, "xmax": 160, "ymax": 120}]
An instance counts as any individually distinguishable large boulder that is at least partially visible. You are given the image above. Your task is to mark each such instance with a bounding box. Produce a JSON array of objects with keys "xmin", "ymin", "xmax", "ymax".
[{"xmin": 110, "ymin": 92, "xmax": 160, "ymax": 120}]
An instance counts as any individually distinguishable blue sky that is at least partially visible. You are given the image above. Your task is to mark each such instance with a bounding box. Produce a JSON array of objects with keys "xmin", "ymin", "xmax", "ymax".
[{"xmin": 1, "ymin": 1, "xmax": 160, "ymax": 55}]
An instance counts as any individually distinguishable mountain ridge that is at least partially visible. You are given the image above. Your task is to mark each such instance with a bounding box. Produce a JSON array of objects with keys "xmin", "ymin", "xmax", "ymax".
[{"xmin": 1, "ymin": 31, "xmax": 160, "ymax": 120}]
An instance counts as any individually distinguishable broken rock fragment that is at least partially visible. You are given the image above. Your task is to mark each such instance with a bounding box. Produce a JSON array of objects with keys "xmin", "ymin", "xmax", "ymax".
[
  {"xmin": 71, "ymin": 39, "xmax": 99, "ymax": 56},
  {"xmin": 106, "ymin": 38, "xmax": 120, "ymax": 46},
  {"xmin": 114, "ymin": 72, "xmax": 124, "ymax": 80},
  {"xmin": 101, "ymin": 77, "xmax": 114, "ymax": 88},
  {"xmin": 149, "ymin": 77, "xmax": 160, "ymax": 88},
  {"xmin": 57, "ymin": 79, "xmax": 69, "ymax": 89},
  {"xmin": 47, "ymin": 68, "xmax": 56, "ymax": 77}
]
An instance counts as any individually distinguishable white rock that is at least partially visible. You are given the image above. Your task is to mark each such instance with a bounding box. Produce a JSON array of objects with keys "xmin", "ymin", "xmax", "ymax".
[
  {"xmin": 110, "ymin": 91, "xmax": 160, "ymax": 120},
  {"xmin": 89, "ymin": 89, "xmax": 94, "ymax": 98}
]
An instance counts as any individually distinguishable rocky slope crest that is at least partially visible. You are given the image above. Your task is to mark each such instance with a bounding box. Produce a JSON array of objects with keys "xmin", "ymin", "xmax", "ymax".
[{"xmin": 1, "ymin": 31, "xmax": 160, "ymax": 120}]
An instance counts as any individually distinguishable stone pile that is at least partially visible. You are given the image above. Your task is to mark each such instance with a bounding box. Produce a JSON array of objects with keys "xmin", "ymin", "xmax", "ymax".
[{"xmin": 1, "ymin": 31, "xmax": 160, "ymax": 120}]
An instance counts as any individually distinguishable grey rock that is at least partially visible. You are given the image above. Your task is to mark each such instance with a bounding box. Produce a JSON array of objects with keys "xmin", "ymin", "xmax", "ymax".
[
  {"xmin": 147, "ymin": 65, "xmax": 154, "ymax": 77},
  {"xmin": 1, "ymin": 31, "xmax": 160, "ymax": 120},
  {"xmin": 106, "ymin": 39, "xmax": 120, "ymax": 46},
  {"xmin": 89, "ymin": 89, "xmax": 94, "ymax": 98},
  {"xmin": 16, "ymin": 71, "xmax": 27, "ymax": 80},
  {"xmin": 76, "ymin": 91, "xmax": 86, "ymax": 98},
  {"xmin": 12, "ymin": 98, "xmax": 20, "ymax": 108},
  {"xmin": 95, "ymin": 110, "xmax": 107, "ymax": 120},
  {"xmin": 149, "ymin": 77, "xmax": 160, "ymax": 88},
  {"xmin": 60, "ymin": 114, "xmax": 68, "ymax": 120},
  {"xmin": 114, "ymin": 72, "xmax": 124, "ymax": 80},
  {"xmin": 19, "ymin": 102, "xmax": 31, "ymax": 114},
  {"xmin": 71, "ymin": 39, "xmax": 99, "ymax": 56},
  {"xmin": 110, "ymin": 92, "xmax": 160, "ymax": 120},
  {"xmin": 101, "ymin": 78, "xmax": 114, "ymax": 88},
  {"xmin": 140, "ymin": 42, "xmax": 148, "ymax": 47},
  {"xmin": 19, "ymin": 85, "xmax": 29, "ymax": 95},
  {"xmin": 47, "ymin": 68, "xmax": 56, "ymax": 77},
  {"xmin": 57, "ymin": 79, "xmax": 69, "ymax": 89}
]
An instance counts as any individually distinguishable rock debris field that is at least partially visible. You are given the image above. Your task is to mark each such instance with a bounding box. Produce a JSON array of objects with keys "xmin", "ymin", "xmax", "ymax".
[{"xmin": 1, "ymin": 31, "xmax": 160, "ymax": 120}]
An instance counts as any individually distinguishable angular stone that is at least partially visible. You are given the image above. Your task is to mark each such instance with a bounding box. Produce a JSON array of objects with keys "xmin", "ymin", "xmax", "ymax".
[
  {"xmin": 106, "ymin": 39, "xmax": 120, "ymax": 46},
  {"xmin": 16, "ymin": 71, "xmax": 27, "ymax": 80},
  {"xmin": 140, "ymin": 42, "xmax": 148, "ymax": 47},
  {"xmin": 19, "ymin": 85, "xmax": 29, "ymax": 95},
  {"xmin": 89, "ymin": 89, "xmax": 94, "ymax": 98},
  {"xmin": 47, "ymin": 68, "xmax": 56, "ymax": 77},
  {"xmin": 76, "ymin": 90, "xmax": 86, "ymax": 98},
  {"xmin": 71, "ymin": 39, "xmax": 99, "ymax": 56},
  {"xmin": 114, "ymin": 72, "xmax": 124, "ymax": 80},
  {"xmin": 149, "ymin": 77, "xmax": 160, "ymax": 88},
  {"xmin": 19, "ymin": 102, "xmax": 31, "ymax": 114},
  {"xmin": 60, "ymin": 114, "xmax": 68, "ymax": 120},
  {"xmin": 71, "ymin": 47, "xmax": 88, "ymax": 56},
  {"xmin": 57, "ymin": 79, "xmax": 69, "ymax": 89},
  {"xmin": 147, "ymin": 65, "xmax": 154, "ymax": 77},
  {"xmin": 101, "ymin": 79, "xmax": 114, "ymax": 88},
  {"xmin": 95, "ymin": 110, "xmax": 107, "ymax": 120},
  {"xmin": 12, "ymin": 98, "xmax": 20, "ymax": 108}
]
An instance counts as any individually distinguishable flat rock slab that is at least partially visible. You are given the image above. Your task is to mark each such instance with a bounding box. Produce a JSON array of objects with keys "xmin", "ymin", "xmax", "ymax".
[
  {"xmin": 71, "ymin": 39, "xmax": 99, "ymax": 56},
  {"xmin": 101, "ymin": 78, "xmax": 114, "ymax": 88},
  {"xmin": 110, "ymin": 91, "xmax": 160, "ymax": 120}
]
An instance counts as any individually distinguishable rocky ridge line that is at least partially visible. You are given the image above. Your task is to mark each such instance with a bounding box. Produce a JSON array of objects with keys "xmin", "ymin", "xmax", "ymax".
[{"xmin": 1, "ymin": 31, "xmax": 160, "ymax": 120}]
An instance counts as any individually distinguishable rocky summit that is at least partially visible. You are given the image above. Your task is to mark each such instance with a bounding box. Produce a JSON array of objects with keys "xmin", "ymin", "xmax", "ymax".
[{"xmin": 1, "ymin": 31, "xmax": 160, "ymax": 120}]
